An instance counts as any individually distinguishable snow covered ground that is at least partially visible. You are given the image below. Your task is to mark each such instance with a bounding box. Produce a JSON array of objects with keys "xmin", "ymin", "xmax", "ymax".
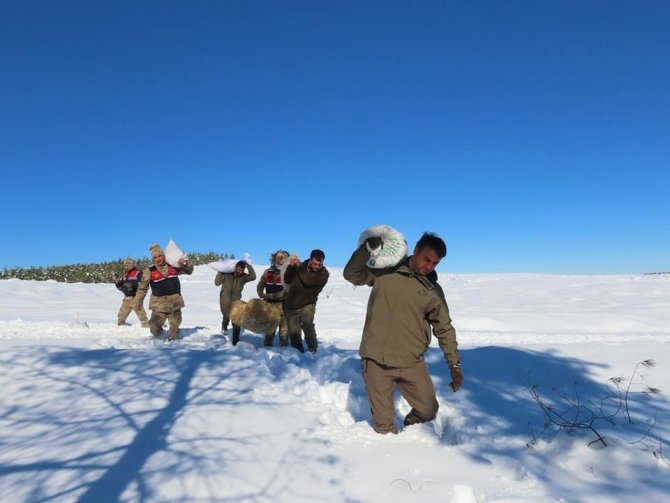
[{"xmin": 1, "ymin": 265, "xmax": 669, "ymax": 502}]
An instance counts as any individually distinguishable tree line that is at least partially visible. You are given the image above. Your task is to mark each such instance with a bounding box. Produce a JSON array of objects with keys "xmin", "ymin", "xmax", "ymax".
[{"xmin": 0, "ymin": 252, "xmax": 234, "ymax": 283}]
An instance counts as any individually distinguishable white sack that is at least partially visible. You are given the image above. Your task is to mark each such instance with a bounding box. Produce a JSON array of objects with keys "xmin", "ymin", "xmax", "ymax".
[
  {"xmin": 207, "ymin": 259, "xmax": 238, "ymax": 273},
  {"xmin": 165, "ymin": 239, "xmax": 187, "ymax": 267},
  {"xmin": 357, "ymin": 225, "xmax": 408, "ymax": 269},
  {"xmin": 208, "ymin": 253, "xmax": 254, "ymax": 273}
]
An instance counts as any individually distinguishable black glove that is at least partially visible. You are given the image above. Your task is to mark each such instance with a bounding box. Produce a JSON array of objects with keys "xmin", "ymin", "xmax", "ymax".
[
  {"xmin": 449, "ymin": 364, "xmax": 463, "ymax": 392},
  {"xmin": 365, "ymin": 236, "xmax": 383, "ymax": 252}
]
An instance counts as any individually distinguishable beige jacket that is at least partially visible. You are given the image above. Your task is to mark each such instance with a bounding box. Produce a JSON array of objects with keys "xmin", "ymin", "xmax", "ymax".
[{"xmin": 343, "ymin": 245, "xmax": 459, "ymax": 367}]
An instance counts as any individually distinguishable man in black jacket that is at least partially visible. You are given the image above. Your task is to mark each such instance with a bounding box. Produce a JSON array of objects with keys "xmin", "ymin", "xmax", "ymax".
[{"xmin": 283, "ymin": 249, "xmax": 329, "ymax": 353}]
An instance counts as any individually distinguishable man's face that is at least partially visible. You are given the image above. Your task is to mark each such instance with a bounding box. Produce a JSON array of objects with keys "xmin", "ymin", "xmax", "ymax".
[
  {"xmin": 308, "ymin": 258, "xmax": 323, "ymax": 271},
  {"xmin": 234, "ymin": 265, "xmax": 245, "ymax": 276},
  {"xmin": 153, "ymin": 253, "xmax": 166, "ymax": 266},
  {"xmin": 123, "ymin": 263, "xmax": 132, "ymax": 272},
  {"xmin": 411, "ymin": 246, "xmax": 441, "ymax": 276}
]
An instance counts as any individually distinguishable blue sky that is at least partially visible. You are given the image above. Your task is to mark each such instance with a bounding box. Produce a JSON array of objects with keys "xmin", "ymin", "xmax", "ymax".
[{"xmin": 1, "ymin": 1, "xmax": 668, "ymax": 274}]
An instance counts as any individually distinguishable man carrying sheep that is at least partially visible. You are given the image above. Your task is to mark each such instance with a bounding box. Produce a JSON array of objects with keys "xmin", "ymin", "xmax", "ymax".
[
  {"xmin": 283, "ymin": 249, "xmax": 329, "ymax": 353},
  {"xmin": 215, "ymin": 260, "xmax": 256, "ymax": 345}
]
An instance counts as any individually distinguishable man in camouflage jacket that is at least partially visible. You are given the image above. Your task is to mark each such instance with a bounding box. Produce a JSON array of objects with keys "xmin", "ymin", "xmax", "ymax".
[
  {"xmin": 135, "ymin": 243, "xmax": 194, "ymax": 341},
  {"xmin": 257, "ymin": 250, "xmax": 289, "ymax": 347},
  {"xmin": 114, "ymin": 257, "xmax": 149, "ymax": 327}
]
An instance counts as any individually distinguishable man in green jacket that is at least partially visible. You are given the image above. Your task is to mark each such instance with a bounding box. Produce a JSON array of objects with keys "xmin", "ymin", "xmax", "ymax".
[
  {"xmin": 343, "ymin": 232, "xmax": 463, "ymax": 434},
  {"xmin": 215, "ymin": 260, "xmax": 256, "ymax": 345}
]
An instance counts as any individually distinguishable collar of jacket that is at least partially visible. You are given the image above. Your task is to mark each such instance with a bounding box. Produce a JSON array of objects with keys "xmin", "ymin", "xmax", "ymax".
[{"xmin": 395, "ymin": 256, "xmax": 437, "ymax": 290}]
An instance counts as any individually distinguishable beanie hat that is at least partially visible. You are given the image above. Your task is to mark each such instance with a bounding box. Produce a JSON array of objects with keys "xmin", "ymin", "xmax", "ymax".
[
  {"xmin": 123, "ymin": 257, "xmax": 135, "ymax": 268},
  {"xmin": 149, "ymin": 243, "xmax": 164, "ymax": 257}
]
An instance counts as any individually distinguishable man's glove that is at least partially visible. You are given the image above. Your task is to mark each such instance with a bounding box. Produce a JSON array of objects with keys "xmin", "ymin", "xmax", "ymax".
[
  {"xmin": 449, "ymin": 363, "xmax": 463, "ymax": 392},
  {"xmin": 365, "ymin": 236, "xmax": 383, "ymax": 252}
]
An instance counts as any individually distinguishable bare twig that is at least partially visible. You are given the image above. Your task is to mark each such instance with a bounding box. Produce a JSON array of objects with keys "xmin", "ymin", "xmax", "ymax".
[{"xmin": 524, "ymin": 359, "xmax": 662, "ymax": 450}]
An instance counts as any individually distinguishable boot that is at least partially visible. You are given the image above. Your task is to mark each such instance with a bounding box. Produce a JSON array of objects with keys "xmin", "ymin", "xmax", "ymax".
[
  {"xmin": 403, "ymin": 410, "xmax": 426, "ymax": 427},
  {"xmin": 149, "ymin": 321, "xmax": 163, "ymax": 339},
  {"xmin": 289, "ymin": 334, "xmax": 305, "ymax": 353}
]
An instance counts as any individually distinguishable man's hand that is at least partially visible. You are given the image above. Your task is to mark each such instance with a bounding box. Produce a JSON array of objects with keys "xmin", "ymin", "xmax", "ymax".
[
  {"xmin": 178, "ymin": 257, "xmax": 188, "ymax": 266},
  {"xmin": 365, "ymin": 236, "xmax": 383, "ymax": 252},
  {"xmin": 449, "ymin": 364, "xmax": 463, "ymax": 392}
]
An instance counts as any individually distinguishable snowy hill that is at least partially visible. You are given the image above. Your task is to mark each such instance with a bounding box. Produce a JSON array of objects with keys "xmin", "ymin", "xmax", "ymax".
[{"xmin": 1, "ymin": 266, "xmax": 669, "ymax": 502}]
